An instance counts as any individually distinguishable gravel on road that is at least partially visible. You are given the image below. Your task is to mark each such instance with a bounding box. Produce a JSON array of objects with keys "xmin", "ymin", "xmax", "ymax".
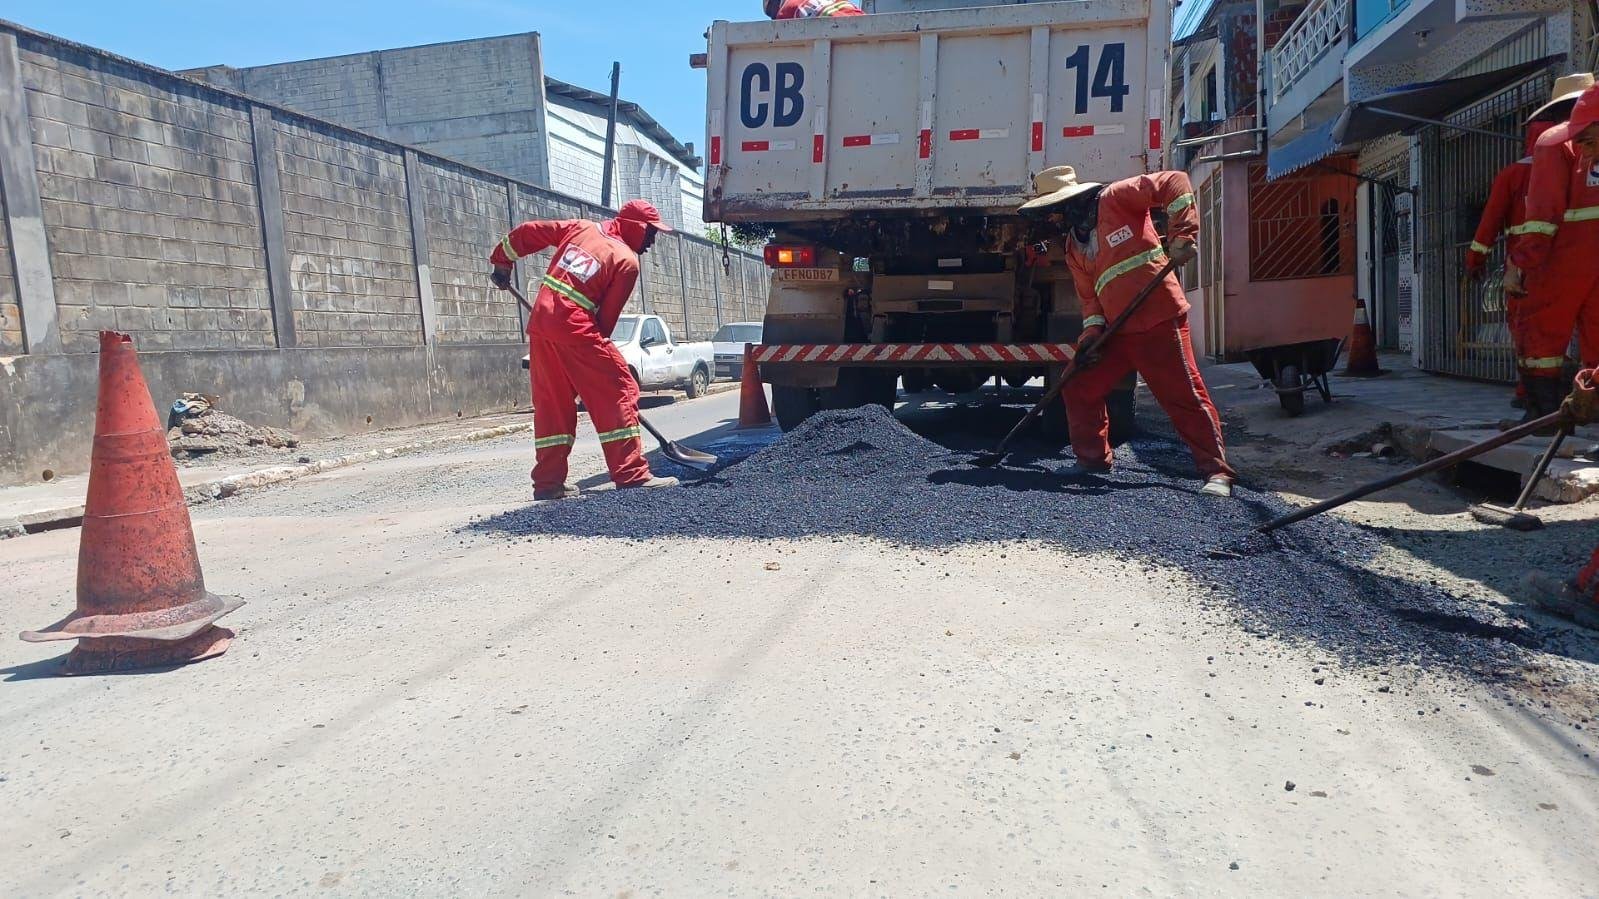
[{"xmin": 470, "ymin": 407, "xmax": 1567, "ymax": 680}]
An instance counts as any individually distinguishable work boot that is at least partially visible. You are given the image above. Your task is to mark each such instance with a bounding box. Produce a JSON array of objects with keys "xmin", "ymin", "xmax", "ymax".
[
  {"xmin": 533, "ymin": 484, "xmax": 581, "ymax": 502},
  {"xmin": 1510, "ymin": 378, "xmax": 1568, "ymax": 435},
  {"xmin": 1066, "ymin": 460, "xmax": 1112, "ymax": 477},
  {"xmin": 621, "ymin": 475, "xmax": 680, "ymax": 490},
  {"xmin": 1201, "ymin": 475, "xmax": 1234, "ymax": 498},
  {"xmin": 1522, "ymin": 572, "xmax": 1599, "ymax": 630}
]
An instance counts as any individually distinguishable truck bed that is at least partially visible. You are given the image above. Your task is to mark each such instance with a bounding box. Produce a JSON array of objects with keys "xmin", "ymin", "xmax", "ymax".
[{"xmin": 703, "ymin": 0, "xmax": 1166, "ymax": 223}]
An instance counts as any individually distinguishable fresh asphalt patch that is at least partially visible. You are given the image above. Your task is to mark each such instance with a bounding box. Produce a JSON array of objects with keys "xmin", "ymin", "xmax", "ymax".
[{"xmin": 469, "ymin": 406, "xmax": 1553, "ymax": 678}]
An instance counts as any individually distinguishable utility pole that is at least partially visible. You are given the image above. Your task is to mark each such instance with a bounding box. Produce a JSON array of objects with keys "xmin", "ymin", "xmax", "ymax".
[{"xmin": 600, "ymin": 61, "xmax": 621, "ymax": 208}]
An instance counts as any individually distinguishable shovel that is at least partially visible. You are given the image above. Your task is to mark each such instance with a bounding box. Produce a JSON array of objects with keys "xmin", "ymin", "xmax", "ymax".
[
  {"xmin": 1468, "ymin": 424, "xmax": 1569, "ymax": 531},
  {"xmin": 973, "ymin": 255, "xmax": 1183, "ymax": 468},
  {"xmin": 504, "ymin": 283, "xmax": 718, "ymax": 472}
]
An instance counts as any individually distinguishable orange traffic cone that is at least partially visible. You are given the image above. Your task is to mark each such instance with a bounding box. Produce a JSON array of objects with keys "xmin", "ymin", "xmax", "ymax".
[
  {"xmin": 20, "ymin": 332, "xmax": 242, "ymax": 675},
  {"xmin": 736, "ymin": 343, "xmax": 772, "ymax": 429},
  {"xmin": 1345, "ymin": 298, "xmax": 1382, "ymax": 376}
]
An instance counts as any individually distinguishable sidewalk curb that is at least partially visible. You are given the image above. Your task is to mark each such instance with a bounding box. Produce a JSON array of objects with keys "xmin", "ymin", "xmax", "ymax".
[{"xmin": 0, "ymin": 420, "xmax": 535, "ymax": 540}]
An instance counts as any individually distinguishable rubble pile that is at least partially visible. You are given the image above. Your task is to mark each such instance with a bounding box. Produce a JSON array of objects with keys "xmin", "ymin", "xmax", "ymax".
[
  {"xmin": 474, "ymin": 406, "xmax": 1537, "ymax": 673},
  {"xmin": 167, "ymin": 394, "xmax": 300, "ymax": 462}
]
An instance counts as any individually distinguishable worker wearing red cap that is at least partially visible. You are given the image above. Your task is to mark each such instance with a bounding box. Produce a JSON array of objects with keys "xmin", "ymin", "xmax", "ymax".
[
  {"xmin": 490, "ymin": 200, "xmax": 679, "ymax": 499},
  {"xmin": 1465, "ymin": 119, "xmax": 1557, "ymax": 410},
  {"xmin": 1510, "ymin": 81, "xmax": 1599, "ymax": 423},
  {"xmin": 1019, "ymin": 166, "xmax": 1237, "ymax": 497},
  {"xmin": 765, "ymin": 0, "xmax": 864, "ymax": 19}
]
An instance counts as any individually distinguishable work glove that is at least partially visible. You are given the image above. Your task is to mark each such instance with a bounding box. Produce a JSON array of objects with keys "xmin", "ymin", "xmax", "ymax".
[
  {"xmin": 1168, "ymin": 236, "xmax": 1198, "ymax": 266},
  {"xmin": 490, "ymin": 265, "xmax": 514, "ymax": 291},
  {"xmin": 1561, "ymin": 368, "xmax": 1599, "ymax": 426},
  {"xmin": 1464, "ymin": 253, "xmax": 1486, "ymax": 282},
  {"xmin": 1076, "ymin": 324, "xmax": 1106, "ymax": 367}
]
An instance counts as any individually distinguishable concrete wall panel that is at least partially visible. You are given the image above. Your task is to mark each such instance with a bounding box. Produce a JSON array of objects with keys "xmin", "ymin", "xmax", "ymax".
[
  {"xmin": 274, "ymin": 115, "xmax": 421, "ymax": 347},
  {"xmin": 20, "ymin": 36, "xmax": 272, "ymax": 353},
  {"xmin": 418, "ymin": 157, "xmax": 522, "ymax": 344},
  {"xmin": 0, "ymin": 160, "xmax": 18, "ymax": 354}
]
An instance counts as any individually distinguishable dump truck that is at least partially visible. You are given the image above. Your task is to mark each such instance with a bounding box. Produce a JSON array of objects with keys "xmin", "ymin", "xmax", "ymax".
[{"xmin": 697, "ymin": 0, "xmax": 1170, "ymax": 433}]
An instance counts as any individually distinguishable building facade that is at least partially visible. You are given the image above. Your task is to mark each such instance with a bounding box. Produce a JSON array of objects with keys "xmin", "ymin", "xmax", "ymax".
[
  {"xmin": 184, "ymin": 33, "xmax": 711, "ymax": 237},
  {"xmin": 1260, "ymin": 0, "xmax": 1597, "ymax": 382}
]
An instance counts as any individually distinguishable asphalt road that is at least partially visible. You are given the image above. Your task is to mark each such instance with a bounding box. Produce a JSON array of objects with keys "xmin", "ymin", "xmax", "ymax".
[{"xmin": 2, "ymin": 387, "xmax": 1596, "ymax": 897}]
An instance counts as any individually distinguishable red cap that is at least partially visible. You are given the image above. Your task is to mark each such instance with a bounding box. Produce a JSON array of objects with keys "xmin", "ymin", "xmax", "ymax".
[
  {"xmin": 616, "ymin": 199, "xmax": 673, "ymax": 233},
  {"xmin": 1544, "ymin": 84, "xmax": 1599, "ymax": 146}
]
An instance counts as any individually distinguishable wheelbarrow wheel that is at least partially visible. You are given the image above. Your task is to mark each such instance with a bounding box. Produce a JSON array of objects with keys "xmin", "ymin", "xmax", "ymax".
[{"xmin": 1276, "ymin": 364, "xmax": 1306, "ymax": 417}]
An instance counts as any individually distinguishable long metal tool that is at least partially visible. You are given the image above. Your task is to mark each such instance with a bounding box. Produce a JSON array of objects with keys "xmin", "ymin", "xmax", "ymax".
[
  {"xmin": 972, "ymin": 255, "xmax": 1184, "ymax": 468},
  {"xmin": 505, "ymin": 283, "xmax": 718, "ymax": 471},
  {"xmin": 1258, "ymin": 409, "xmax": 1568, "ymax": 533}
]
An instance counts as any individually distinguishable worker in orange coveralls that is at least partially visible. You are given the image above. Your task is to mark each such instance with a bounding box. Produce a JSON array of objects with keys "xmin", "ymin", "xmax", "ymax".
[
  {"xmin": 765, "ymin": 0, "xmax": 864, "ymax": 19},
  {"xmin": 490, "ymin": 200, "xmax": 679, "ymax": 500},
  {"xmin": 1019, "ymin": 166, "xmax": 1237, "ymax": 498},
  {"xmin": 1508, "ymin": 80, "xmax": 1599, "ymax": 426},
  {"xmin": 1524, "ymin": 368, "xmax": 1599, "ymax": 630},
  {"xmin": 1464, "ymin": 119, "xmax": 1556, "ymax": 410}
]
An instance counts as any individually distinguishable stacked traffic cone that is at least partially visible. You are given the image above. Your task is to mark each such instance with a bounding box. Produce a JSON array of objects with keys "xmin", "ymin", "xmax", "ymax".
[
  {"xmin": 1345, "ymin": 298, "xmax": 1381, "ymax": 376},
  {"xmin": 20, "ymin": 332, "xmax": 243, "ymax": 675},
  {"xmin": 736, "ymin": 343, "xmax": 772, "ymax": 429}
]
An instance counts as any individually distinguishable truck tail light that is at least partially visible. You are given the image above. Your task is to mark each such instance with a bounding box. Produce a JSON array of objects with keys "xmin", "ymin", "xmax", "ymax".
[{"xmin": 764, "ymin": 245, "xmax": 817, "ymax": 268}]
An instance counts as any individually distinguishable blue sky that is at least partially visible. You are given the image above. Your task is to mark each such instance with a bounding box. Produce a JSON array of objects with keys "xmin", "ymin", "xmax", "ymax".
[{"xmin": 3, "ymin": 1, "xmax": 761, "ymax": 161}]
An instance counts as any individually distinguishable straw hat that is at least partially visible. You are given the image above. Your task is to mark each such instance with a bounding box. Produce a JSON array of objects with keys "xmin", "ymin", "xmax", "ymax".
[
  {"xmin": 1019, "ymin": 166, "xmax": 1103, "ymax": 212},
  {"xmin": 1528, "ymin": 72, "xmax": 1595, "ymax": 123},
  {"xmin": 1542, "ymin": 83, "xmax": 1599, "ymax": 145}
]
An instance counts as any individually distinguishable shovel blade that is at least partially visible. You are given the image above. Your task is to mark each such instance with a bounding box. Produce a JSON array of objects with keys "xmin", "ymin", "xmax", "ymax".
[
  {"xmin": 1469, "ymin": 504, "xmax": 1543, "ymax": 531},
  {"xmin": 662, "ymin": 442, "xmax": 718, "ymax": 472},
  {"xmin": 971, "ymin": 452, "xmax": 1008, "ymax": 469}
]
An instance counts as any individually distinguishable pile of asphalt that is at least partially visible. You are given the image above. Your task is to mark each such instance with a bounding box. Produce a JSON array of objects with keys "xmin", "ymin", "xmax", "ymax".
[{"xmin": 471, "ymin": 406, "xmax": 1538, "ymax": 673}]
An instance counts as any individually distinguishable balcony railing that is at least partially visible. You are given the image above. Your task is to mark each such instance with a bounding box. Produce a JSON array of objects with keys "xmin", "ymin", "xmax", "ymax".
[{"xmin": 1271, "ymin": 0, "xmax": 1351, "ymax": 103}]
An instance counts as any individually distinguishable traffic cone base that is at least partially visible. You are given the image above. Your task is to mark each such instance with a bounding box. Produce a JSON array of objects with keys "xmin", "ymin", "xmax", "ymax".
[
  {"xmin": 20, "ymin": 332, "xmax": 242, "ymax": 674},
  {"xmin": 21, "ymin": 593, "xmax": 243, "ymax": 643},
  {"xmin": 736, "ymin": 343, "xmax": 772, "ymax": 429},
  {"xmin": 58, "ymin": 626, "xmax": 236, "ymax": 676}
]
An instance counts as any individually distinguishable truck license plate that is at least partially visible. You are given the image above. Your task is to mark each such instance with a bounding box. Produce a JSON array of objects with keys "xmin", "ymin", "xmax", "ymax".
[{"xmin": 776, "ymin": 268, "xmax": 840, "ymax": 284}]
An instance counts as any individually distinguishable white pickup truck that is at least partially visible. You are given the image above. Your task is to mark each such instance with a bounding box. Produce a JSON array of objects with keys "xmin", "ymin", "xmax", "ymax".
[
  {"xmin": 612, "ymin": 315, "xmax": 716, "ymax": 398},
  {"xmin": 519, "ymin": 314, "xmax": 716, "ymax": 398}
]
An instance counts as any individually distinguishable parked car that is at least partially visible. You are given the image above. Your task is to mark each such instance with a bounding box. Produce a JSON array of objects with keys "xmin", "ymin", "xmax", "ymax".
[
  {"xmin": 712, "ymin": 322, "xmax": 764, "ymax": 380},
  {"xmin": 521, "ymin": 315, "xmax": 715, "ymax": 398}
]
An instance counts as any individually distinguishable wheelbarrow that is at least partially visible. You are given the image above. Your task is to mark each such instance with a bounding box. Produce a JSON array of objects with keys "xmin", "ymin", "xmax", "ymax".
[{"xmin": 1245, "ymin": 337, "xmax": 1343, "ymax": 417}]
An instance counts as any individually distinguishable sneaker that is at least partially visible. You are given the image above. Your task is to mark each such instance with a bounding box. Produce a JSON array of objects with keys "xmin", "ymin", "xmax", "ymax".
[
  {"xmin": 1201, "ymin": 475, "xmax": 1234, "ymax": 498},
  {"xmin": 620, "ymin": 475, "xmax": 680, "ymax": 490},
  {"xmin": 533, "ymin": 484, "xmax": 580, "ymax": 502}
]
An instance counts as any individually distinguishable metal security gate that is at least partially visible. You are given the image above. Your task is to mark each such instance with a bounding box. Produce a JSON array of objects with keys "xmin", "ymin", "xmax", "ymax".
[
  {"xmin": 1415, "ymin": 70, "xmax": 1552, "ymax": 382},
  {"xmin": 1365, "ymin": 158, "xmax": 1410, "ymax": 351}
]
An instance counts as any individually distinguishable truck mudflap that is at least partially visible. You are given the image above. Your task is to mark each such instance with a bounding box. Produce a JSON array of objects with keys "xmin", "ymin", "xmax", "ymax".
[{"xmin": 752, "ymin": 343, "xmax": 1077, "ymax": 366}]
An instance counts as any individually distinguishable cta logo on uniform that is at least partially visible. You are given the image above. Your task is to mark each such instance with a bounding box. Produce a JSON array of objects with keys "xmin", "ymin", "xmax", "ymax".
[
  {"xmin": 1588, "ymin": 163, "xmax": 1599, "ymax": 188},
  {"xmin": 1106, "ymin": 225, "xmax": 1134, "ymax": 248},
  {"xmin": 557, "ymin": 246, "xmax": 602, "ymax": 282}
]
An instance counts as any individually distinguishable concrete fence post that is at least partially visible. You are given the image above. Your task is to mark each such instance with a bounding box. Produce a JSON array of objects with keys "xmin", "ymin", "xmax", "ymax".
[
  {"xmin": 247, "ymin": 105, "xmax": 296, "ymax": 348},
  {"xmin": 709, "ymin": 246, "xmax": 724, "ymax": 330},
  {"xmin": 0, "ymin": 33, "xmax": 60, "ymax": 354},
  {"xmin": 401, "ymin": 149, "xmax": 438, "ymax": 346},
  {"xmin": 505, "ymin": 179, "xmax": 528, "ymax": 333},
  {"xmin": 676, "ymin": 234, "xmax": 691, "ymax": 338}
]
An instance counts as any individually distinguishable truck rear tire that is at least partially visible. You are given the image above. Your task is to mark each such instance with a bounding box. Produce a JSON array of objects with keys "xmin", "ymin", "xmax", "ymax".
[
  {"xmin": 772, "ymin": 385, "xmax": 820, "ymax": 432},
  {"xmin": 822, "ymin": 369, "xmax": 897, "ymax": 412}
]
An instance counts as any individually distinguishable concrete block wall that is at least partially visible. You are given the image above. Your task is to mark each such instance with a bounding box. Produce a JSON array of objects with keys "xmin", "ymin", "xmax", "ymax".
[
  {"xmin": 417, "ymin": 157, "xmax": 521, "ymax": 344},
  {"xmin": 274, "ymin": 116, "xmax": 421, "ymax": 347},
  {"xmin": 21, "ymin": 40, "xmax": 273, "ymax": 353},
  {"xmin": 0, "ymin": 19, "xmax": 764, "ymax": 486}
]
